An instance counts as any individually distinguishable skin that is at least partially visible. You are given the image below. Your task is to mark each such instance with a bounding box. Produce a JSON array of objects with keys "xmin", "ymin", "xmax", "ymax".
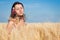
[
  {"xmin": 14, "ymin": 4, "xmax": 24, "ymax": 16},
  {"xmin": 6, "ymin": 4, "xmax": 25, "ymax": 34}
]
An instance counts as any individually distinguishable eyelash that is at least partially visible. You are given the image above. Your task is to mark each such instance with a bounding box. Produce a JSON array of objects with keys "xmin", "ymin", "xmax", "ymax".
[{"xmin": 16, "ymin": 8, "xmax": 23, "ymax": 10}]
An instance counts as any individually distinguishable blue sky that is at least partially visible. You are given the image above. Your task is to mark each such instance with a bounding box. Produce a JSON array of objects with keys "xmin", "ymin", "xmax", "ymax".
[{"xmin": 0, "ymin": 0, "xmax": 60, "ymax": 22}]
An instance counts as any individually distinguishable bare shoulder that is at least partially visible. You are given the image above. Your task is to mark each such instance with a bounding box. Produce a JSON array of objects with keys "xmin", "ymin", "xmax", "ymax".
[
  {"xmin": 6, "ymin": 21, "xmax": 14, "ymax": 28},
  {"xmin": 6, "ymin": 21, "xmax": 14, "ymax": 31},
  {"xmin": 8, "ymin": 21, "xmax": 14, "ymax": 25}
]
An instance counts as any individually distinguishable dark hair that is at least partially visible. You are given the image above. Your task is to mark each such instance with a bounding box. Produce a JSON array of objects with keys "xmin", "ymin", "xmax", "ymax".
[{"xmin": 10, "ymin": 1, "xmax": 24, "ymax": 18}]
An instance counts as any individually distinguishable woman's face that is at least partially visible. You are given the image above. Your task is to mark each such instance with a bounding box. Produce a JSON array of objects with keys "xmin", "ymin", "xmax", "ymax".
[{"xmin": 14, "ymin": 4, "xmax": 24, "ymax": 16}]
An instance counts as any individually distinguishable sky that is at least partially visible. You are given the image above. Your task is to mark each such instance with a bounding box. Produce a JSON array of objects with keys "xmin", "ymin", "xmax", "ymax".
[{"xmin": 0, "ymin": 0, "xmax": 60, "ymax": 23}]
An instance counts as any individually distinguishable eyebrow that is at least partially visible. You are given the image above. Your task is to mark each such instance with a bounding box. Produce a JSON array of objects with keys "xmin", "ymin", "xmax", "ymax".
[{"xmin": 15, "ymin": 6, "xmax": 23, "ymax": 8}]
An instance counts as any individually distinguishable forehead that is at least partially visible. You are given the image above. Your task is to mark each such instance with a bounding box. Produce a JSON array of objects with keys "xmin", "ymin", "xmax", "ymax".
[{"xmin": 15, "ymin": 4, "xmax": 23, "ymax": 8}]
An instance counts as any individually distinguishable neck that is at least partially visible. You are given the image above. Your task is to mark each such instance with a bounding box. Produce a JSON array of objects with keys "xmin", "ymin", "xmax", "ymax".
[
  {"xmin": 16, "ymin": 15, "xmax": 24, "ymax": 20},
  {"xmin": 19, "ymin": 18, "xmax": 25, "ymax": 26},
  {"xmin": 15, "ymin": 15, "xmax": 25, "ymax": 26}
]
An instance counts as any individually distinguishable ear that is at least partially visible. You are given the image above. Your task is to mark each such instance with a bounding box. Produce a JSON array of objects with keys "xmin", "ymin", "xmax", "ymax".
[
  {"xmin": 13, "ymin": 7, "xmax": 14, "ymax": 10},
  {"xmin": 12, "ymin": 7, "xmax": 16, "ymax": 14}
]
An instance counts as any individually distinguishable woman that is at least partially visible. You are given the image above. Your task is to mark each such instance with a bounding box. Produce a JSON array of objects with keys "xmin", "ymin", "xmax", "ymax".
[
  {"xmin": 6, "ymin": 1, "xmax": 26, "ymax": 34},
  {"xmin": 6, "ymin": 2, "xmax": 40, "ymax": 40}
]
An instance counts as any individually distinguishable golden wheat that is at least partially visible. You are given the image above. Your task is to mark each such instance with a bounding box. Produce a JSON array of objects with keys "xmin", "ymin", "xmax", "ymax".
[{"xmin": 0, "ymin": 23, "xmax": 60, "ymax": 40}]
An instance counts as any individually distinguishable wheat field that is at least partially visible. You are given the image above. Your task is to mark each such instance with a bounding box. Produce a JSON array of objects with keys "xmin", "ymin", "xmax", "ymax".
[{"xmin": 0, "ymin": 23, "xmax": 60, "ymax": 40}]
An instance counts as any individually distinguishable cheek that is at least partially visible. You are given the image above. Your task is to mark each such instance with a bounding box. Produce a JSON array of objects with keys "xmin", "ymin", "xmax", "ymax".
[
  {"xmin": 15, "ymin": 10, "xmax": 20, "ymax": 13},
  {"xmin": 22, "ymin": 9, "xmax": 24, "ymax": 13},
  {"xmin": 15, "ymin": 9, "xmax": 24, "ymax": 14}
]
